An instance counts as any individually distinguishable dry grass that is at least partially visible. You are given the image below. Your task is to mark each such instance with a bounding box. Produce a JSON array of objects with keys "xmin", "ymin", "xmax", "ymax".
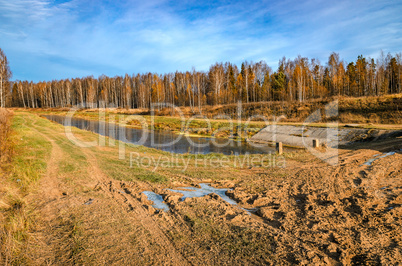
[
  {"xmin": 0, "ymin": 108, "xmax": 13, "ymax": 166},
  {"xmin": 0, "ymin": 112, "xmax": 52, "ymax": 264},
  {"xmin": 44, "ymin": 93, "xmax": 401, "ymax": 124},
  {"xmin": 0, "ymin": 108, "xmax": 20, "ymax": 264}
]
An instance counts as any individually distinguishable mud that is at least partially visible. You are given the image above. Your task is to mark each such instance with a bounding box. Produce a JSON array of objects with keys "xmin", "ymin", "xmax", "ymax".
[
  {"xmin": 151, "ymin": 138, "xmax": 402, "ymax": 264},
  {"xmin": 168, "ymin": 183, "xmax": 237, "ymax": 205},
  {"xmin": 142, "ymin": 191, "xmax": 170, "ymax": 212},
  {"xmin": 362, "ymin": 149, "xmax": 402, "ymax": 166}
]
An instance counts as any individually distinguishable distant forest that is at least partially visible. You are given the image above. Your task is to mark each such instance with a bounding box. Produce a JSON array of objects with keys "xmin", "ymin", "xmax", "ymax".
[{"xmin": 1, "ymin": 50, "xmax": 402, "ymax": 110}]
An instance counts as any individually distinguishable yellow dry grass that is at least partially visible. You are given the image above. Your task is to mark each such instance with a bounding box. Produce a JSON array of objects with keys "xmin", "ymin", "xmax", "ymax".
[{"xmin": 0, "ymin": 108, "xmax": 13, "ymax": 168}]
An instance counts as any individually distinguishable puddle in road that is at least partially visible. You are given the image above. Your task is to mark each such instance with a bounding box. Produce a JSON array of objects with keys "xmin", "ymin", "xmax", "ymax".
[
  {"xmin": 168, "ymin": 183, "xmax": 237, "ymax": 205},
  {"xmin": 142, "ymin": 191, "xmax": 170, "ymax": 212},
  {"xmin": 362, "ymin": 149, "xmax": 401, "ymax": 166},
  {"xmin": 143, "ymin": 184, "xmax": 256, "ymax": 215},
  {"xmin": 169, "ymin": 183, "xmax": 256, "ymax": 215}
]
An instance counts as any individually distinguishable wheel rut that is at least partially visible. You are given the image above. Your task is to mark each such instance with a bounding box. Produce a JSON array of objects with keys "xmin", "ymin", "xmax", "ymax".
[{"xmin": 30, "ymin": 114, "xmax": 191, "ymax": 265}]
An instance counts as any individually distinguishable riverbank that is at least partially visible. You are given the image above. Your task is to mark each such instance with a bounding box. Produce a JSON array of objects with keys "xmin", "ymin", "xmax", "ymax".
[
  {"xmin": 19, "ymin": 93, "xmax": 402, "ymax": 123},
  {"xmin": 15, "ymin": 104, "xmax": 402, "ymax": 146}
]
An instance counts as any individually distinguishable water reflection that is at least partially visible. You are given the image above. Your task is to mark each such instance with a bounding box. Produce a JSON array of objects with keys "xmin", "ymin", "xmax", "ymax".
[
  {"xmin": 142, "ymin": 191, "xmax": 170, "ymax": 212},
  {"xmin": 44, "ymin": 115, "xmax": 279, "ymax": 155},
  {"xmin": 169, "ymin": 183, "xmax": 236, "ymax": 204}
]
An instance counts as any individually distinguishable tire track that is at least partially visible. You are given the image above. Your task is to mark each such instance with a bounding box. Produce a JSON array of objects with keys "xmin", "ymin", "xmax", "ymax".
[
  {"xmin": 80, "ymin": 147, "xmax": 192, "ymax": 265},
  {"xmin": 31, "ymin": 114, "xmax": 192, "ymax": 265},
  {"xmin": 23, "ymin": 114, "xmax": 70, "ymax": 264}
]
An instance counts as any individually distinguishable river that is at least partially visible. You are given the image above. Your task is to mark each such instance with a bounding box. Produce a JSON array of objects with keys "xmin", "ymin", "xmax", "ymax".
[{"xmin": 44, "ymin": 115, "xmax": 285, "ymax": 155}]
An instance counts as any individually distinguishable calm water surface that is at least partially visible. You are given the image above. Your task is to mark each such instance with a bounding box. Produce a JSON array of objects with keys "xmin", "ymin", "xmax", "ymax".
[{"xmin": 44, "ymin": 115, "xmax": 284, "ymax": 155}]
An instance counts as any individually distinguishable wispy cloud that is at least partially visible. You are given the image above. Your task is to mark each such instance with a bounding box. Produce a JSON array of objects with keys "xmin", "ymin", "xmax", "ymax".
[{"xmin": 0, "ymin": 0, "xmax": 401, "ymax": 81}]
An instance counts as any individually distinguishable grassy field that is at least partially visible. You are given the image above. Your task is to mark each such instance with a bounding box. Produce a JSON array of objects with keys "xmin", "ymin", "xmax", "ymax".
[{"xmin": 0, "ymin": 110, "xmax": 401, "ymax": 264}]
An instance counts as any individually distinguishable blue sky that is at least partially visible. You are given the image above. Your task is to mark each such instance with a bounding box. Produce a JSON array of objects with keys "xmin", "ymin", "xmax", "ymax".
[{"xmin": 1, "ymin": 0, "xmax": 402, "ymax": 82}]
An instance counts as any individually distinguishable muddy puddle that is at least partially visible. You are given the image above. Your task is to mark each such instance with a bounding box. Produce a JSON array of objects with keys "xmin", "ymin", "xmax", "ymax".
[
  {"xmin": 142, "ymin": 191, "xmax": 170, "ymax": 212},
  {"xmin": 143, "ymin": 183, "xmax": 256, "ymax": 214},
  {"xmin": 168, "ymin": 183, "xmax": 237, "ymax": 205},
  {"xmin": 362, "ymin": 149, "xmax": 402, "ymax": 166}
]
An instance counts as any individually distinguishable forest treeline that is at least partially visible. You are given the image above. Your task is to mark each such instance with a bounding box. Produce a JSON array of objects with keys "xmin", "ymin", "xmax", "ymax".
[{"xmin": 1, "ymin": 49, "xmax": 402, "ymax": 110}]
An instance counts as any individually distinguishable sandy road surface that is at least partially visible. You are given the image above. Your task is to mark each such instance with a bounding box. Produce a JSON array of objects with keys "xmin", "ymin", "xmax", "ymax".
[{"xmin": 25, "ymin": 114, "xmax": 190, "ymax": 265}]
